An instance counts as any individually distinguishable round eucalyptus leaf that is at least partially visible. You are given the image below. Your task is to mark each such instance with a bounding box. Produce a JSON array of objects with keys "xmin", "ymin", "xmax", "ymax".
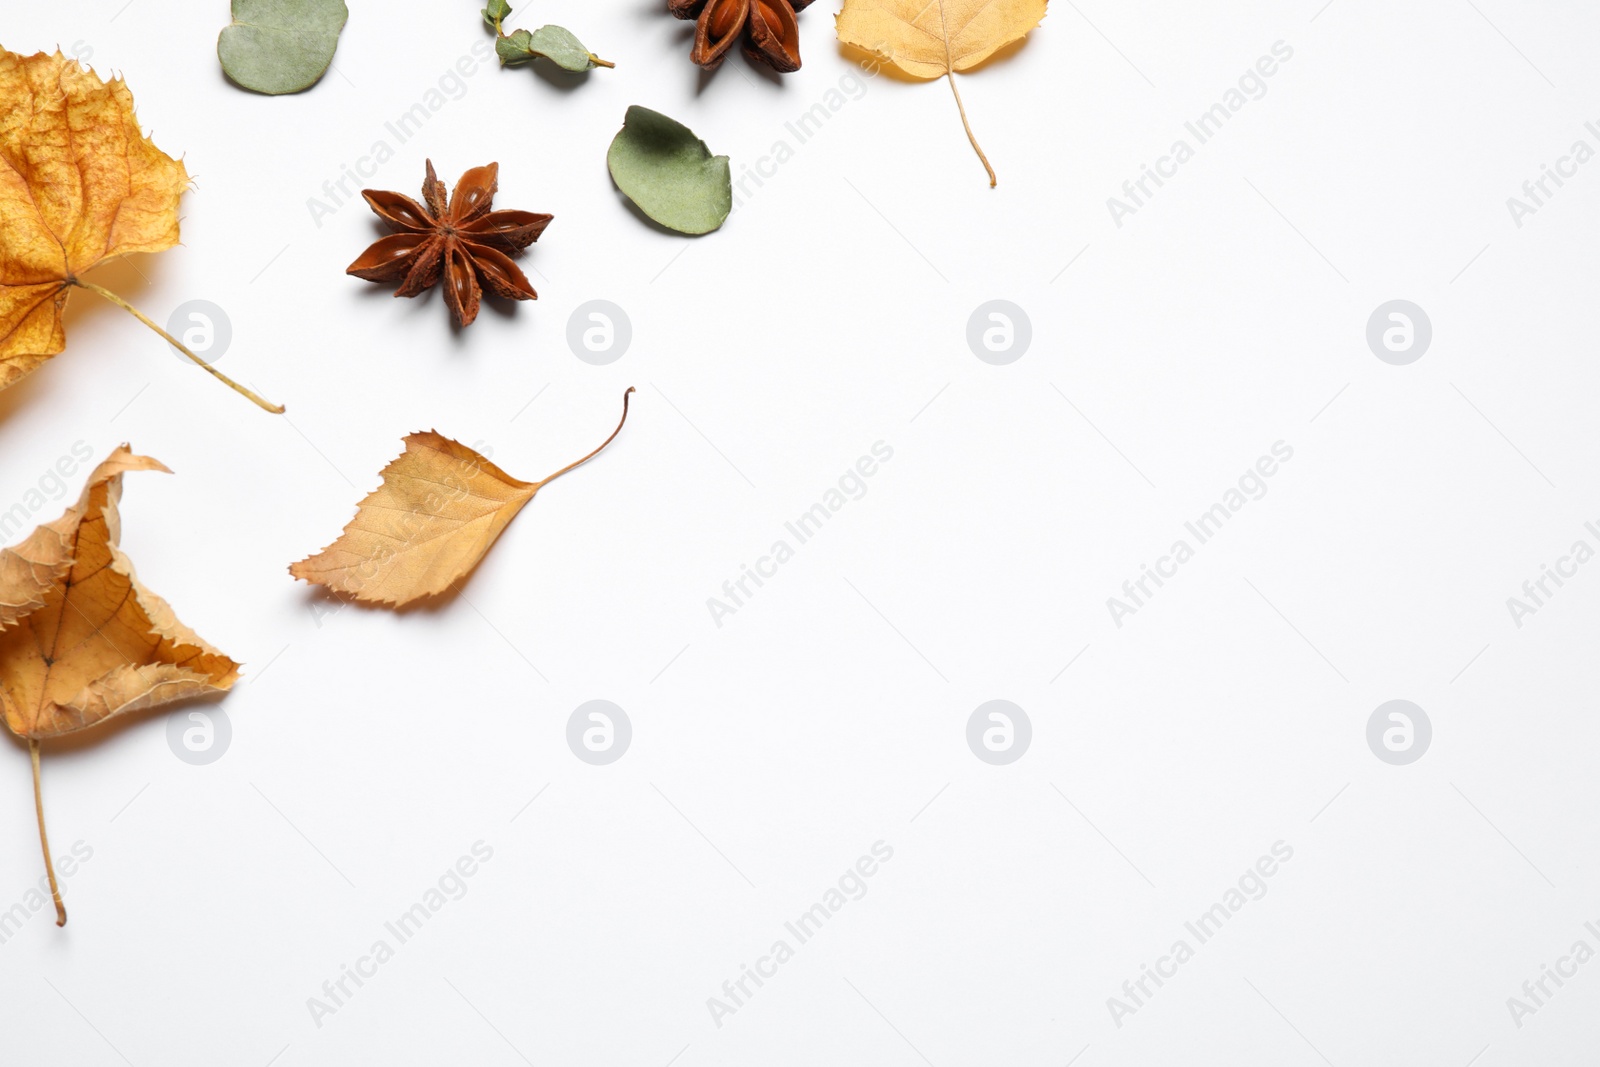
[
  {"xmin": 496, "ymin": 28, "xmax": 536, "ymax": 65},
  {"xmin": 218, "ymin": 0, "xmax": 349, "ymax": 95},
  {"xmin": 606, "ymin": 106, "xmax": 732, "ymax": 236},
  {"xmin": 526, "ymin": 26, "xmax": 600, "ymax": 72}
]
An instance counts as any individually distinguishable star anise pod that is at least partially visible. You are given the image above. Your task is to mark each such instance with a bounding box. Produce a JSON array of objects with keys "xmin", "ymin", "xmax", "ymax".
[
  {"xmin": 347, "ymin": 160, "xmax": 552, "ymax": 328},
  {"xmin": 668, "ymin": 0, "xmax": 815, "ymax": 73}
]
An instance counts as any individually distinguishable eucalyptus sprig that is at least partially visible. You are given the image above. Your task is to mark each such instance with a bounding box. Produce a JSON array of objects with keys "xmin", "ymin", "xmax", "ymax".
[{"xmin": 483, "ymin": 0, "xmax": 613, "ymax": 72}]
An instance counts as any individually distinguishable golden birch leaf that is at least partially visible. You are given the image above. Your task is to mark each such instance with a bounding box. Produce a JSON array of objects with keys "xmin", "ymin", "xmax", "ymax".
[
  {"xmin": 0, "ymin": 49, "xmax": 282, "ymax": 412},
  {"xmin": 290, "ymin": 388, "xmax": 635, "ymax": 608},
  {"xmin": 835, "ymin": 0, "xmax": 1047, "ymax": 185},
  {"xmin": 289, "ymin": 433, "xmax": 538, "ymax": 607}
]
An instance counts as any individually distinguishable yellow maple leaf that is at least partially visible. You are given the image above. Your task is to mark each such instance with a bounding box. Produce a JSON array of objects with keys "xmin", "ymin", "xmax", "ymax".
[
  {"xmin": 836, "ymin": 0, "xmax": 1048, "ymax": 185},
  {"xmin": 291, "ymin": 388, "xmax": 635, "ymax": 608},
  {"xmin": 0, "ymin": 48, "xmax": 281, "ymax": 412},
  {"xmin": 0, "ymin": 445, "xmax": 241, "ymax": 925}
]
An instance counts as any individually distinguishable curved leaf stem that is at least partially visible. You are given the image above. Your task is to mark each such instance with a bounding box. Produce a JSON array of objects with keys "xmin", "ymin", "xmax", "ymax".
[
  {"xmin": 537, "ymin": 386, "xmax": 636, "ymax": 487},
  {"xmin": 71, "ymin": 279, "xmax": 285, "ymax": 414},
  {"xmin": 945, "ymin": 72, "xmax": 996, "ymax": 188},
  {"xmin": 31, "ymin": 739, "xmax": 65, "ymax": 927}
]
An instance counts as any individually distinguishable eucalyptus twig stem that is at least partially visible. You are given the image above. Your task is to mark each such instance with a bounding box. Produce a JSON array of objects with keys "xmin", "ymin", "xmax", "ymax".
[
  {"xmin": 70, "ymin": 278, "xmax": 285, "ymax": 414},
  {"xmin": 538, "ymin": 387, "xmax": 636, "ymax": 487},
  {"xmin": 31, "ymin": 739, "xmax": 66, "ymax": 927}
]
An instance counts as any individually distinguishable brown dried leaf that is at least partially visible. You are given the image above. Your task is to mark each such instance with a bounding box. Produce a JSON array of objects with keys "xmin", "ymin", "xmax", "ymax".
[
  {"xmin": 0, "ymin": 445, "xmax": 241, "ymax": 926},
  {"xmin": 290, "ymin": 388, "xmax": 635, "ymax": 608},
  {"xmin": 0, "ymin": 446, "xmax": 240, "ymax": 740},
  {"xmin": 289, "ymin": 432, "xmax": 537, "ymax": 606}
]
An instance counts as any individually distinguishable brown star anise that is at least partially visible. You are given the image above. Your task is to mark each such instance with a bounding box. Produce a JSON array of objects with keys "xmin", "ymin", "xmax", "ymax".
[
  {"xmin": 668, "ymin": 0, "xmax": 815, "ymax": 72},
  {"xmin": 347, "ymin": 160, "xmax": 552, "ymax": 328}
]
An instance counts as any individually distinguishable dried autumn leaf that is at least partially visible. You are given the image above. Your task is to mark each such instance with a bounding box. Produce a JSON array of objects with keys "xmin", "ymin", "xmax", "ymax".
[
  {"xmin": 0, "ymin": 49, "xmax": 282, "ymax": 411},
  {"xmin": 0, "ymin": 445, "xmax": 242, "ymax": 925},
  {"xmin": 291, "ymin": 388, "xmax": 635, "ymax": 608},
  {"xmin": 835, "ymin": 0, "xmax": 1047, "ymax": 185}
]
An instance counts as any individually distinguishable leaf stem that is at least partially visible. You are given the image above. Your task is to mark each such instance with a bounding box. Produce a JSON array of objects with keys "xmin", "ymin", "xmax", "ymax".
[
  {"xmin": 537, "ymin": 387, "xmax": 636, "ymax": 487},
  {"xmin": 71, "ymin": 278, "xmax": 285, "ymax": 414},
  {"xmin": 945, "ymin": 72, "xmax": 996, "ymax": 188},
  {"xmin": 589, "ymin": 54, "xmax": 616, "ymax": 68},
  {"xmin": 31, "ymin": 739, "xmax": 66, "ymax": 928}
]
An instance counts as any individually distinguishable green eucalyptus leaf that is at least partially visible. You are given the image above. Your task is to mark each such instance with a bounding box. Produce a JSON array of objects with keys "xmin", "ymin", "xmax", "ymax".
[
  {"xmin": 218, "ymin": 0, "xmax": 349, "ymax": 95},
  {"xmin": 482, "ymin": 0, "xmax": 513, "ymax": 27},
  {"xmin": 496, "ymin": 28, "xmax": 535, "ymax": 65},
  {"xmin": 607, "ymin": 106, "xmax": 731, "ymax": 236},
  {"xmin": 525, "ymin": 25, "xmax": 603, "ymax": 72}
]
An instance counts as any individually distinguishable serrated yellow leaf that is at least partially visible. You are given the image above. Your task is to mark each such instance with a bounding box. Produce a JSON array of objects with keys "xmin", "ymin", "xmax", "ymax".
[{"xmin": 0, "ymin": 48, "xmax": 282, "ymax": 412}]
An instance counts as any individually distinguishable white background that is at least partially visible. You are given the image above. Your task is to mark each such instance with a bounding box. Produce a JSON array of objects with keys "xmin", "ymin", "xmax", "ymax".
[{"xmin": 4, "ymin": 0, "xmax": 1600, "ymax": 1063}]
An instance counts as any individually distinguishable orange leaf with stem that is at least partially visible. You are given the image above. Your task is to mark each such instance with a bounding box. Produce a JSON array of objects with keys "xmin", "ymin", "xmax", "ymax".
[
  {"xmin": 0, "ymin": 446, "xmax": 242, "ymax": 925},
  {"xmin": 0, "ymin": 49, "xmax": 282, "ymax": 413},
  {"xmin": 291, "ymin": 388, "xmax": 636, "ymax": 607}
]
